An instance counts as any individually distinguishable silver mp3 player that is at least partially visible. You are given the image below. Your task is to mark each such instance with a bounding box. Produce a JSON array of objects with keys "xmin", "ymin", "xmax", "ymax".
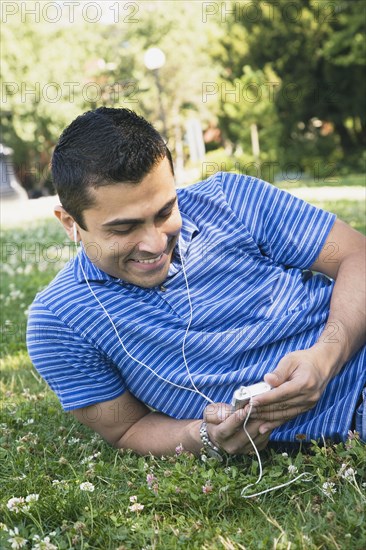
[{"xmin": 231, "ymin": 382, "xmax": 272, "ymax": 410}]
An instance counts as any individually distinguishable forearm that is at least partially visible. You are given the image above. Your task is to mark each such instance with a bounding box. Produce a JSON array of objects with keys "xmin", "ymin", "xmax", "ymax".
[
  {"xmin": 117, "ymin": 411, "xmax": 202, "ymax": 457},
  {"xmin": 313, "ymin": 250, "xmax": 366, "ymax": 377}
]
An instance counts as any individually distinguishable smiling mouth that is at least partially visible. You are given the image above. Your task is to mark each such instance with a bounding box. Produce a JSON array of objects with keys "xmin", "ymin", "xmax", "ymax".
[{"xmin": 131, "ymin": 254, "xmax": 163, "ymax": 264}]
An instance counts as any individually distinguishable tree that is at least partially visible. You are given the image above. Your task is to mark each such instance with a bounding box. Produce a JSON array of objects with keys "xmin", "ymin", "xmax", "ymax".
[
  {"xmin": 211, "ymin": 0, "xmax": 366, "ymax": 174},
  {"xmin": 1, "ymin": 1, "xmax": 220, "ymax": 193}
]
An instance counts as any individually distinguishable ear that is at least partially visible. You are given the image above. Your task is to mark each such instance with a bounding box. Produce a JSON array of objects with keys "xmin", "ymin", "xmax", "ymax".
[{"xmin": 54, "ymin": 205, "xmax": 80, "ymax": 242}]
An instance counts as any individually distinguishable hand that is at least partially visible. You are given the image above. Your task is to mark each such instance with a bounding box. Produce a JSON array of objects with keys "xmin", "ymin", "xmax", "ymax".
[
  {"xmin": 203, "ymin": 402, "xmax": 271, "ymax": 455},
  {"xmin": 247, "ymin": 346, "xmax": 333, "ymax": 434}
]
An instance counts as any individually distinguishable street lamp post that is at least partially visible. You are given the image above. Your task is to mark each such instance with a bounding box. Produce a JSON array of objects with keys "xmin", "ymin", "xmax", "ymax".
[{"xmin": 143, "ymin": 47, "xmax": 168, "ymax": 138}]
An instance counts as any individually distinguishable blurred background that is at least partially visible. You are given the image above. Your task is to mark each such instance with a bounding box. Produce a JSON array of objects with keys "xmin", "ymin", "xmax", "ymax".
[{"xmin": 1, "ymin": 0, "xmax": 365, "ymax": 203}]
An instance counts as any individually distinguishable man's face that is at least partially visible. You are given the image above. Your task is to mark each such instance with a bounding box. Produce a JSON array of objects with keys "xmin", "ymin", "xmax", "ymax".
[{"xmin": 78, "ymin": 157, "xmax": 182, "ymax": 288}]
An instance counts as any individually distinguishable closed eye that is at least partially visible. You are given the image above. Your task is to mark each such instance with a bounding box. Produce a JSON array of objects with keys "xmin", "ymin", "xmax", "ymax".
[
  {"xmin": 109, "ymin": 211, "xmax": 172, "ymax": 235},
  {"xmin": 106, "ymin": 199, "xmax": 177, "ymax": 235},
  {"xmin": 110, "ymin": 226, "xmax": 136, "ymax": 235},
  {"xmin": 157, "ymin": 208, "xmax": 173, "ymax": 220}
]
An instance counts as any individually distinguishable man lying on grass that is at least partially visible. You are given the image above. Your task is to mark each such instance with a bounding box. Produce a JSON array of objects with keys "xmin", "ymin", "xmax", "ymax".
[{"xmin": 26, "ymin": 107, "xmax": 366, "ymax": 459}]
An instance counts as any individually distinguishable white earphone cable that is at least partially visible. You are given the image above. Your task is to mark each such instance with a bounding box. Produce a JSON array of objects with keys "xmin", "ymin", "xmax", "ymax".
[
  {"xmin": 73, "ymin": 231, "xmax": 213, "ymax": 401},
  {"xmin": 73, "ymin": 224, "xmax": 312, "ymax": 495},
  {"xmin": 240, "ymin": 399, "xmax": 313, "ymax": 498},
  {"xmin": 179, "ymin": 240, "xmax": 215, "ymax": 404}
]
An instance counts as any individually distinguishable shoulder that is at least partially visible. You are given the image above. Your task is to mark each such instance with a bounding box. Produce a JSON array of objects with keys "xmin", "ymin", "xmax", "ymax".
[
  {"xmin": 177, "ymin": 172, "xmax": 268, "ymax": 200},
  {"xmin": 177, "ymin": 172, "xmax": 273, "ymax": 217},
  {"xmin": 28, "ymin": 258, "xmax": 93, "ymax": 328}
]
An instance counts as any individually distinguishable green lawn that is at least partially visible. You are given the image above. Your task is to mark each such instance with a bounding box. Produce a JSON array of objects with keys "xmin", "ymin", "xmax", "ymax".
[
  {"xmin": 1, "ymin": 200, "xmax": 365, "ymax": 549},
  {"xmin": 277, "ymin": 172, "xmax": 365, "ymax": 189}
]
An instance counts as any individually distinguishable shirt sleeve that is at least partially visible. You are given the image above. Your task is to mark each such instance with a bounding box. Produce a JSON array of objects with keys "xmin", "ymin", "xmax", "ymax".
[
  {"xmin": 26, "ymin": 298, "xmax": 126, "ymax": 411},
  {"xmin": 220, "ymin": 173, "xmax": 337, "ymax": 269}
]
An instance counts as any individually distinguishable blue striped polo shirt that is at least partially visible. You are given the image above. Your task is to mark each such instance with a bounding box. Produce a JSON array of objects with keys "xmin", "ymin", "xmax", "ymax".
[{"xmin": 26, "ymin": 172, "xmax": 366, "ymax": 444}]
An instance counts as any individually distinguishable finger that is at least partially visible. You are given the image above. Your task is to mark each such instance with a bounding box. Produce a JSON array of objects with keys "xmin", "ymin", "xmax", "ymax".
[
  {"xmin": 256, "ymin": 406, "xmax": 304, "ymax": 429},
  {"xmin": 248, "ymin": 379, "xmax": 303, "ymax": 409},
  {"xmin": 203, "ymin": 402, "xmax": 232, "ymax": 425},
  {"xmin": 216, "ymin": 421, "xmax": 271, "ymax": 455},
  {"xmin": 259, "ymin": 420, "xmax": 289, "ymax": 434},
  {"xmin": 250, "ymin": 431, "xmax": 271, "ymax": 452},
  {"xmin": 218, "ymin": 412, "xmax": 262, "ymax": 440},
  {"xmin": 264, "ymin": 353, "xmax": 299, "ymax": 388},
  {"xmin": 233, "ymin": 425, "xmax": 271, "ymax": 454},
  {"xmin": 248, "ymin": 400, "xmax": 306, "ymax": 422},
  {"xmin": 264, "ymin": 370, "xmax": 288, "ymax": 388}
]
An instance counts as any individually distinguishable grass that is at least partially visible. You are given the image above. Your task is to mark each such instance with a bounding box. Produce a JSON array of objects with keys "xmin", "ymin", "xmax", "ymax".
[
  {"xmin": 276, "ymin": 172, "xmax": 365, "ymax": 189},
  {"xmin": 1, "ymin": 198, "xmax": 366, "ymax": 549}
]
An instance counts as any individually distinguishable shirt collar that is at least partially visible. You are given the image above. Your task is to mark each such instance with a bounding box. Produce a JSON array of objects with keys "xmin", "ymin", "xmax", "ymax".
[{"xmin": 73, "ymin": 210, "xmax": 199, "ymax": 285}]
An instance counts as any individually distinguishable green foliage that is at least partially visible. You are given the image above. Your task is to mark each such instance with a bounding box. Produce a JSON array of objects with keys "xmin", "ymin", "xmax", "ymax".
[
  {"xmin": 214, "ymin": 0, "xmax": 366, "ymax": 175},
  {"xmin": 1, "ymin": 2, "xmax": 219, "ymax": 194},
  {"xmin": 2, "ymin": 0, "xmax": 365, "ymax": 196},
  {"xmin": 1, "ymin": 20, "xmax": 108, "ymax": 192}
]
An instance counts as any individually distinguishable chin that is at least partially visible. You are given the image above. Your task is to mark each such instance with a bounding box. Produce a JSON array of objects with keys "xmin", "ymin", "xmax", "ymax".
[{"xmin": 133, "ymin": 277, "xmax": 166, "ymax": 289}]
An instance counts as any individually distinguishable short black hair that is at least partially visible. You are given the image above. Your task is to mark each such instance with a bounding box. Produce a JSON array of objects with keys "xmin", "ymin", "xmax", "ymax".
[{"xmin": 52, "ymin": 107, "xmax": 174, "ymax": 230}]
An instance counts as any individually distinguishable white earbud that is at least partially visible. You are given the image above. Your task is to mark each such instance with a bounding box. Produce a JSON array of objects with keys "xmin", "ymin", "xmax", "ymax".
[{"xmin": 73, "ymin": 222, "xmax": 78, "ymax": 244}]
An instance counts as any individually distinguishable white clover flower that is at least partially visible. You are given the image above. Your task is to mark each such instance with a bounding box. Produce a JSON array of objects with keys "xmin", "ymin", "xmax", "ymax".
[
  {"xmin": 337, "ymin": 463, "xmax": 357, "ymax": 480},
  {"xmin": 68, "ymin": 437, "xmax": 80, "ymax": 445},
  {"xmin": 129, "ymin": 495, "xmax": 138, "ymax": 503},
  {"xmin": 25, "ymin": 493, "xmax": 39, "ymax": 503},
  {"xmin": 81, "ymin": 452, "xmax": 101, "ymax": 464},
  {"xmin": 282, "ymin": 452, "xmax": 289, "ymax": 458},
  {"xmin": 0, "ymin": 522, "xmax": 8, "ymax": 531},
  {"xmin": 32, "ymin": 535, "xmax": 57, "ymax": 550},
  {"xmin": 288, "ymin": 464, "xmax": 298, "ymax": 475},
  {"xmin": 343, "ymin": 468, "xmax": 356, "ymax": 480},
  {"xmin": 24, "ymin": 418, "xmax": 34, "ymax": 425},
  {"xmin": 321, "ymin": 481, "xmax": 337, "ymax": 498},
  {"xmin": 7, "ymin": 497, "xmax": 26, "ymax": 513},
  {"xmin": 7, "ymin": 527, "xmax": 28, "ymax": 549},
  {"xmin": 128, "ymin": 502, "xmax": 144, "ymax": 512},
  {"xmin": 52, "ymin": 479, "xmax": 68, "ymax": 490},
  {"xmin": 79, "ymin": 482, "xmax": 95, "ymax": 492}
]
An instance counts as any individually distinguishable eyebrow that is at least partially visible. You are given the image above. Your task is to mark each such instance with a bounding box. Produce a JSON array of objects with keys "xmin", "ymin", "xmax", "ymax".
[{"xmin": 102, "ymin": 196, "xmax": 177, "ymax": 227}]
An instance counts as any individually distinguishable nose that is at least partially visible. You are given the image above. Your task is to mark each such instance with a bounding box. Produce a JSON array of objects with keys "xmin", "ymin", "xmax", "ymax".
[{"xmin": 137, "ymin": 225, "xmax": 168, "ymax": 256}]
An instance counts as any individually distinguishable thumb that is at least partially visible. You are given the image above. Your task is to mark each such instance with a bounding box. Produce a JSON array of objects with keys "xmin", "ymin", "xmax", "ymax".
[
  {"xmin": 264, "ymin": 354, "xmax": 295, "ymax": 388},
  {"xmin": 204, "ymin": 402, "xmax": 232, "ymax": 425}
]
